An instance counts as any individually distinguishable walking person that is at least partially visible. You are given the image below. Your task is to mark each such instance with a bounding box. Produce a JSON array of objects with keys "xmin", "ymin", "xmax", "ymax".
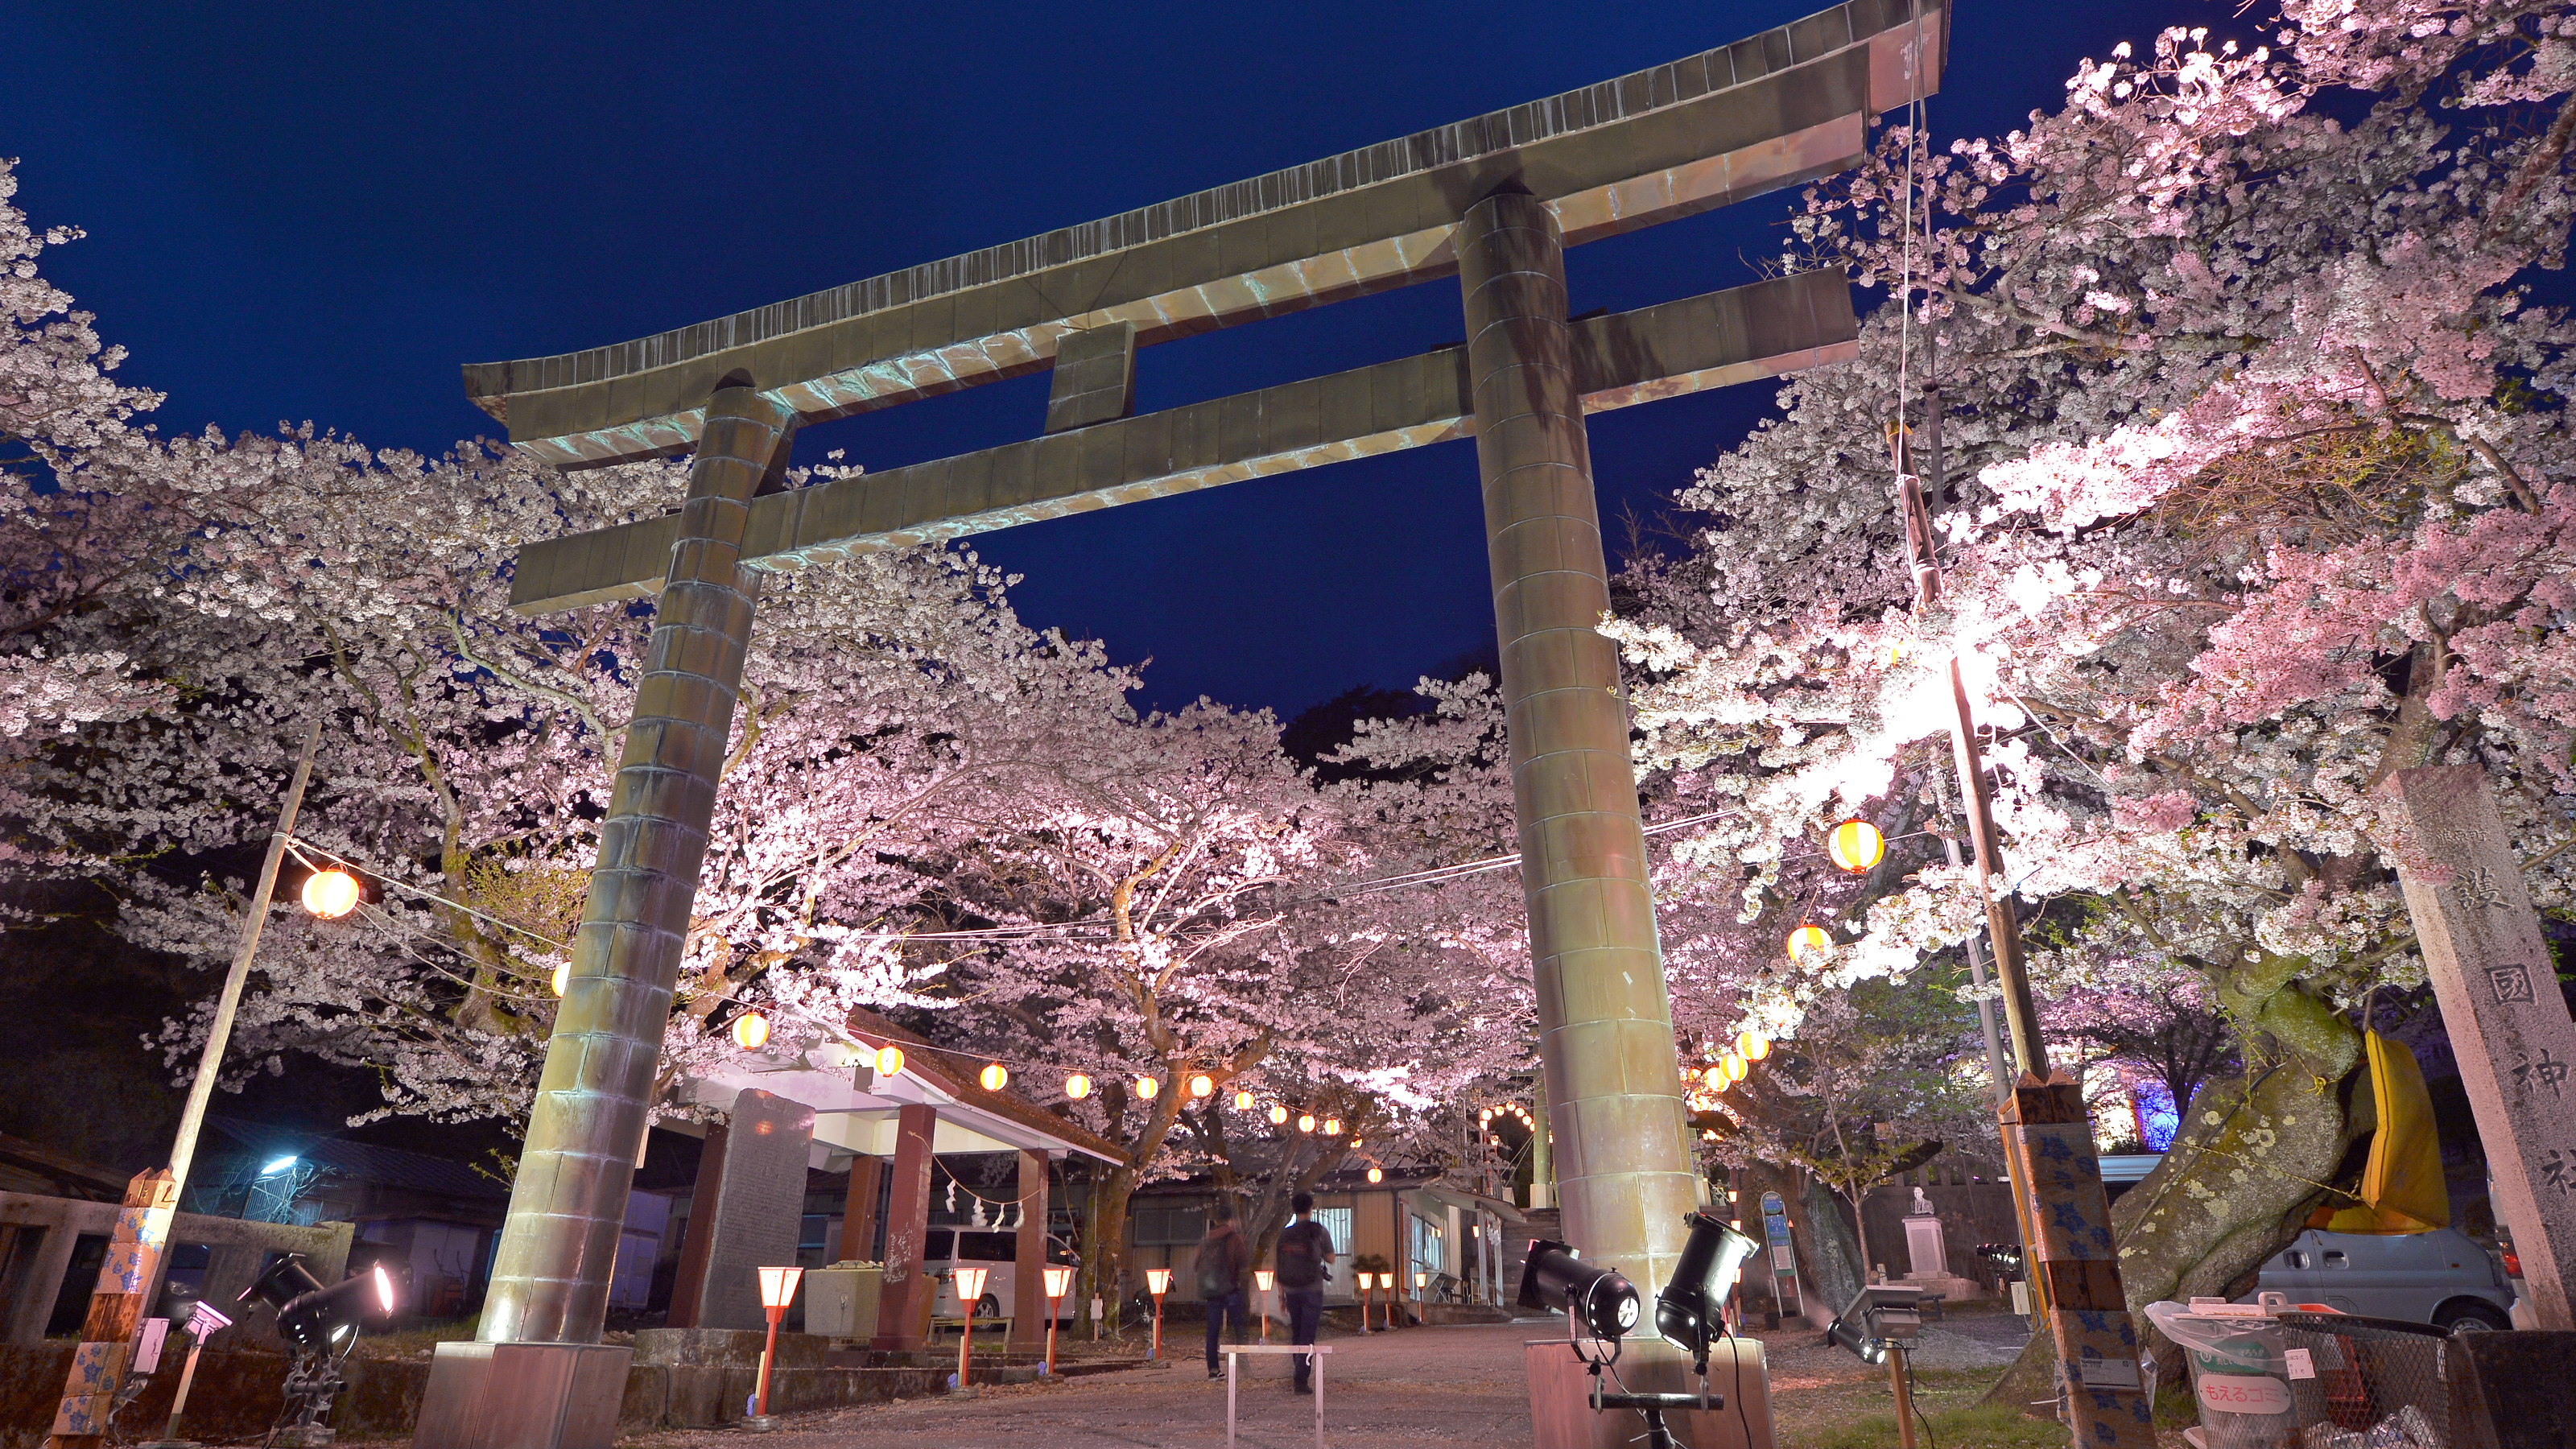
[
  {"xmin": 1274, "ymin": 1192, "xmax": 1334, "ymax": 1394},
  {"xmin": 1197, "ymin": 1200, "xmax": 1253, "ymax": 1380}
]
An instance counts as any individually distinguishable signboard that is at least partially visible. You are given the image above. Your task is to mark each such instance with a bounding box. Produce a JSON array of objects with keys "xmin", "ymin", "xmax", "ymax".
[{"xmin": 1761, "ymin": 1191, "xmax": 1803, "ymax": 1317}]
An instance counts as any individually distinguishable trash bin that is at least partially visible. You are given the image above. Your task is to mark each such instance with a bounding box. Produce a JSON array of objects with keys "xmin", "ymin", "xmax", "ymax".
[
  {"xmin": 2148, "ymin": 1302, "xmax": 2299, "ymax": 1449},
  {"xmin": 2273, "ymin": 1312, "xmax": 2457, "ymax": 1449}
]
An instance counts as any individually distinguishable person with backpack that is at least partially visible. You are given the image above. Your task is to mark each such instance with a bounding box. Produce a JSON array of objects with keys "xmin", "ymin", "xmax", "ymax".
[
  {"xmin": 1196, "ymin": 1200, "xmax": 1253, "ymax": 1379},
  {"xmin": 1274, "ymin": 1192, "xmax": 1334, "ymax": 1394}
]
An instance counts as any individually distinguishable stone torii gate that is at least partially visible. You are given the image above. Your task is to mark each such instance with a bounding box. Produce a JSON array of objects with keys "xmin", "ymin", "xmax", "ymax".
[{"xmin": 415, "ymin": 6, "xmax": 1943, "ymax": 1446}]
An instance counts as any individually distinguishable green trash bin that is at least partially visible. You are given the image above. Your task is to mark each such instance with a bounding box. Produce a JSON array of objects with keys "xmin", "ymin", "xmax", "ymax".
[{"xmin": 2148, "ymin": 1301, "xmax": 2297, "ymax": 1449}]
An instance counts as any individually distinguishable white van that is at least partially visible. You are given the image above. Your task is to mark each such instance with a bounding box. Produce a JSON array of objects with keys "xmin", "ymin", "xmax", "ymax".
[
  {"xmin": 2244, "ymin": 1228, "xmax": 2514, "ymax": 1331},
  {"xmin": 923, "ymin": 1228, "xmax": 1074, "ymax": 1327}
]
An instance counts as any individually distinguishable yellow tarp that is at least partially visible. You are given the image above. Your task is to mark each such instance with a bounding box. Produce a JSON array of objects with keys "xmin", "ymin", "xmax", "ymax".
[{"xmin": 2318, "ymin": 1030, "xmax": 2449, "ymax": 1234}]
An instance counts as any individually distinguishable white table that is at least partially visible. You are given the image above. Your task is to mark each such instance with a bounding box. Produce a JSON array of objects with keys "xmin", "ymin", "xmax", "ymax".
[{"xmin": 1221, "ymin": 1343, "xmax": 1332, "ymax": 1449}]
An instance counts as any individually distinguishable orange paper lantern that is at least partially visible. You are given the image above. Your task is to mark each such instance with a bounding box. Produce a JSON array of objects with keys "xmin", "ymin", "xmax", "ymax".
[{"xmin": 1827, "ymin": 819, "xmax": 1886, "ymax": 873}]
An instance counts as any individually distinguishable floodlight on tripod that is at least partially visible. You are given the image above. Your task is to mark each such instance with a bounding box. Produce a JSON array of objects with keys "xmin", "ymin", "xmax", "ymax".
[
  {"xmin": 1516, "ymin": 1239, "xmax": 1641, "ymax": 1350},
  {"xmin": 241, "ymin": 1255, "xmax": 398, "ymax": 1351},
  {"xmin": 1823, "ymin": 1284, "xmax": 1924, "ymax": 1364},
  {"xmin": 1654, "ymin": 1211, "xmax": 1760, "ymax": 1371}
]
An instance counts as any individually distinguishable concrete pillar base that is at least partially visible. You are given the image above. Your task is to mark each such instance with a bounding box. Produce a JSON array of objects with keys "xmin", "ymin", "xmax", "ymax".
[
  {"xmin": 411, "ymin": 1342, "xmax": 632, "ymax": 1449},
  {"xmin": 1523, "ymin": 1335, "xmax": 1773, "ymax": 1449}
]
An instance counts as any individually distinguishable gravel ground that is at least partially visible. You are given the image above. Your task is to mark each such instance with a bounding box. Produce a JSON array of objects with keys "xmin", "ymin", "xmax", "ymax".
[
  {"xmin": 621, "ymin": 1319, "xmax": 1549, "ymax": 1449},
  {"xmin": 609, "ymin": 1308, "xmax": 2035, "ymax": 1448}
]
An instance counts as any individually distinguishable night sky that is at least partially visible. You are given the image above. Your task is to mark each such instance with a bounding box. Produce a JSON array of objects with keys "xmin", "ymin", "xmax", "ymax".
[{"xmin": 6, "ymin": 0, "xmax": 2213, "ymax": 717}]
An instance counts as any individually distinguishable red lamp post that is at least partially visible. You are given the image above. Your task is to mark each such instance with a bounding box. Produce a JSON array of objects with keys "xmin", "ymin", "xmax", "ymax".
[
  {"xmin": 1253, "ymin": 1269, "xmax": 1274, "ymax": 1343},
  {"xmin": 952, "ymin": 1265, "xmax": 988, "ymax": 1393},
  {"xmin": 1041, "ymin": 1265, "xmax": 1073, "ymax": 1377},
  {"xmin": 1143, "ymin": 1268, "xmax": 1170, "ymax": 1360},
  {"xmin": 749, "ymin": 1265, "xmax": 802, "ymax": 1430}
]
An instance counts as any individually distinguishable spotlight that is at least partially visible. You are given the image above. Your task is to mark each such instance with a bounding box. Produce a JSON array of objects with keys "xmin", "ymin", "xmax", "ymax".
[
  {"xmin": 1823, "ymin": 1284, "xmax": 1923, "ymax": 1364},
  {"xmin": 1655, "ymin": 1212, "xmax": 1759, "ymax": 1365},
  {"xmin": 241, "ymin": 1256, "xmax": 395, "ymax": 1351},
  {"xmin": 1517, "ymin": 1240, "xmax": 1640, "ymax": 1343}
]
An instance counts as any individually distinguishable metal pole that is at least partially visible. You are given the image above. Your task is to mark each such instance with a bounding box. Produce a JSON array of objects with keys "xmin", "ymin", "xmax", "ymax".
[
  {"xmin": 1528, "ymin": 1076, "xmax": 1552, "ymax": 1211},
  {"xmin": 754, "ymin": 1308, "xmax": 779, "ymax": 1418},
  {"xmin": 1459, "ymin": 186, "xmax": 1696, "ymax": 1296},
  {"xmin": 156, "ymin": 1336, "xmax": 207, "ymax": 1445},
  {"xmin": 174, "ymin": 717, "xmax": 326, "ymax": 1192},
  {"xmin": 1890, "ymin": 1345, "xmax": 1919, "ymax": 1449}
]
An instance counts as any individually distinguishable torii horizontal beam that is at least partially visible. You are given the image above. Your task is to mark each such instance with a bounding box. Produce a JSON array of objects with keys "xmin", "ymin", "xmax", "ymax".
[
  {"xmin": 506, "ymin": 267, "xmax": 1857, "ymax": 614},
  {"xmin": 466, "ymin": 0, "xmax": 1938, "ymax": 469}
]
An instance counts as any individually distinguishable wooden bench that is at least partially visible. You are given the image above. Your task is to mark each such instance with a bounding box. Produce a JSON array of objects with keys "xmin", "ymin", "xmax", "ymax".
[{"xmin": 1221, "ymin": 1343, "xmax": 1332, "ymax": 1449}]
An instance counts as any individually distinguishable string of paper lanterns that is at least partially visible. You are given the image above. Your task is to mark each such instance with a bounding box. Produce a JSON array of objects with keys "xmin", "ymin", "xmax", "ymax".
[{"xmin": 704, "ymin": 1008, "xmax": 1371, "ymax": 1141}]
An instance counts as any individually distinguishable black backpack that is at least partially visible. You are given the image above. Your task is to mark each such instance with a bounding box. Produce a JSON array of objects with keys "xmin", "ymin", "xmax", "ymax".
[
  {"xmin": 1197, "ymin": 1226, "xmax": 1241, "ymax": 1298},
  {"xmin": 1276, "ymin": 1220, "xmax": 1330, "ymax": 1288}
]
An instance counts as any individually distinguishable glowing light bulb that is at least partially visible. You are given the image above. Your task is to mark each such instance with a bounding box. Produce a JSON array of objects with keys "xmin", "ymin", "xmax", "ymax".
[{"xmin": 301, "ymin": 869, "xmax": 361, "ymax": 919}]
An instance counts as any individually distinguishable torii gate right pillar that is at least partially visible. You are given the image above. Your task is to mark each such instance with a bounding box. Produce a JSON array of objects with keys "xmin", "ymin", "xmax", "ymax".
[{"xmin": 1460, "ymin": 189, "xmax": 1700, "ymax": 1298}]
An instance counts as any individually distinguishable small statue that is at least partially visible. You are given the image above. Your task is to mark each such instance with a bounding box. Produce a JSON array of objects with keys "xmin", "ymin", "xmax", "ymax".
[{"xmin": 1910, "ymin": 1186, "xmax": 1934, "ymax": 1216}]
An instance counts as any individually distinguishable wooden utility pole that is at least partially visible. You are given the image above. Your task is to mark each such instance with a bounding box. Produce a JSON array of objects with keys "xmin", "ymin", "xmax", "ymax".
[
  {"xmin": 46, "ymin": 720, "xmax": 324, "ymax": 1449},
  {"xmin": 1896, "ymin": 411, "xmax": 2153, "ymax": 1449}
]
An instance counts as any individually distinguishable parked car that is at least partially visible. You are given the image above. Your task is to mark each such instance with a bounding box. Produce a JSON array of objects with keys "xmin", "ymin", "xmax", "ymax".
[
  {"xmin": 923, "ymin": 1228, "xmax": 1074, "ymax": 1326},
  {"xmin": 2242, "ymin": 1227, "xmax": 2514, "ymax": 1331}
]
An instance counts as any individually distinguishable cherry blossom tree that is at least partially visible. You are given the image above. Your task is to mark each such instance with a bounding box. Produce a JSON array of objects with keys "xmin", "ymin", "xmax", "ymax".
[{"xmin": 1603, "ymin": 0, "xmax": 2576, "ymax": 1384}]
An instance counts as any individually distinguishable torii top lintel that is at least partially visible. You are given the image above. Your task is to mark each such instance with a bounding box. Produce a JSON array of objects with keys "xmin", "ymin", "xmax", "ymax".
[{"xmin": 466, "ymin": 0, "xmax": 1943, "ymax": 471}]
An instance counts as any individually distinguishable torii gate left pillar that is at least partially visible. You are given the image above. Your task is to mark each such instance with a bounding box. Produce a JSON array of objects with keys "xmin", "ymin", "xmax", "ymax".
[{"xmin": 411, "ymin": 385, "xmax": 791, "ymax": 1449}]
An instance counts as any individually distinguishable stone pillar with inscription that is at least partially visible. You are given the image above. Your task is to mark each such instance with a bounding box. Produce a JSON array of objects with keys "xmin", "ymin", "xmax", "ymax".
[
  {"xmin": 2388, "ymin": 764, "xmax": 2576, "ymax": 1330},
  {"xmin": 672, "ymin": 1090, "xmax": 815, "ymax": 1332}
]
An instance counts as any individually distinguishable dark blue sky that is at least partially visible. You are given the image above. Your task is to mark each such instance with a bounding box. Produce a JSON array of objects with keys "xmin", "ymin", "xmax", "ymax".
[{"xmin": 6, "ymin": 0, "xmax": 2209, "ymax": 716}]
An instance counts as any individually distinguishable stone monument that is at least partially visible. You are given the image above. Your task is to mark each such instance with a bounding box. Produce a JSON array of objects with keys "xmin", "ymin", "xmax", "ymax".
[
  {"xmin": 2388, "ymin": 765, "xmax": 2576, "ymax": 1330},
  {"xmin": 1898, "ymin": 1184, "xmax": 1979, "ymax": 1302}
]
